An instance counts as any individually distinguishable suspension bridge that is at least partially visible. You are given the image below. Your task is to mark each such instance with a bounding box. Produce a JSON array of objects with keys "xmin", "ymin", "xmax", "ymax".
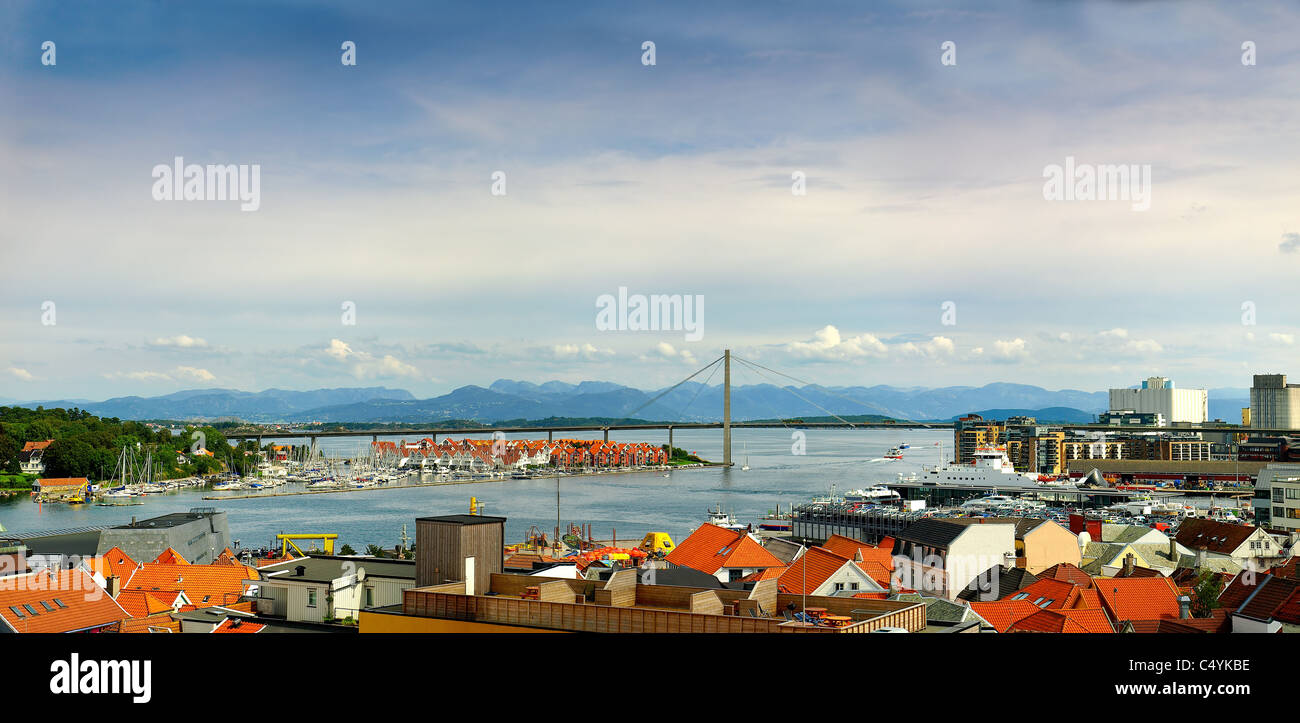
[{"xmin": 225, "ymin": 350, "xmax": 1260, "ymax": 464}]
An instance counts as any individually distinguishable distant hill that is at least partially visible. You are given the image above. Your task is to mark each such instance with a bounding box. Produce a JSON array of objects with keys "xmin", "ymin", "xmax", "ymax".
[
  {"xmin": 12, "ymin": 387, "xmax": 415, "ymax": 422},
  {"xmin": 10, "ymin": 379, "xmax": 1254, "ymax": 425},
  {"xmin": 946, "ymin": 407, "xmax": 1096, "ymax": 424}
]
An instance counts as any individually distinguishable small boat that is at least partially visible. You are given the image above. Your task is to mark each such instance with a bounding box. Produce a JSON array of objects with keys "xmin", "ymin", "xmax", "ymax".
[
  {"xmin": 706, "ymin": 504, "xmax": 747, "ymax": 531},
  {"xmin": 758, "ymin": 504, "xmax": 792, "ymax": 531},
  {"xmin": 898, "ymin": 442, "xmax": 910, "ymax": 449},
  {"xmin": 883, "ymin": 447, "xmax": 904, "ymax": 459}
]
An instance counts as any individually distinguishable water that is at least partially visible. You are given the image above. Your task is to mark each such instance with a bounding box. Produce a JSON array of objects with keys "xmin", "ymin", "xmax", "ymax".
[{"xmin": 0, "ymin": 429, "xmax": 951, "ymax": 549}]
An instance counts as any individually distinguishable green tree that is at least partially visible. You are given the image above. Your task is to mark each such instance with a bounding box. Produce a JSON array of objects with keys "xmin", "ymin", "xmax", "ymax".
[
  {"xmin": 339, "ymin": 543, "xmax": 358, "ymax": 556},
  {"xmin": 1189, "ymin": 570, "xmax": 1224, "ymax": 618},
  {"xmin": 364, "ymin": 544, "xmax": 387, "ymax": 558},
  {"xmin": 0, "ymin": 431, "xmax": 19, "ymax": 475},
  {"xmin": 43, "ymin": 438, "xmax": 98, "ymax": 478}
]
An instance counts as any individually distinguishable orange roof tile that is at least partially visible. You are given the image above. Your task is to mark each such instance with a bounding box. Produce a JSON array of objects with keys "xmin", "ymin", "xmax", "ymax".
[
  {"xmin": 114, "ymin": 590, "xmax": 176, "ymax": 617},
  {"xmin": 211, "ymin": 618, "xmax": 265, "ymax": 633},
  {"xmin": 116, "ymin": 614, "xmax": 180, "ymax": 633},
  {"xmin": 87, "ymin": 546, "xmax": 139, "ymax": 581},
  {"xmin": 153, "ymin": 548, "xmax": 190, "ymax": 565},
  {"xmin": 123, "ymin": 562, "xmax": 258, "ymax": 610},
  {"xmin": 1039, "ymin": 562, "xmax": 1093, "ymax": 588},
  {"xmin": 1096, "ymin": 577, "xmax": 1182, "ymax": 622},
  {"xmin": 778, "ymin": 547, "xmax": 854, "ymax": 595},
  {"xmin": 1005, "ymin": 578, "xmax": 1082, "ymax": 609},
  {"xmin": 0, "ymin": 569, "xmax": 129, "ymax": 633},
  {"xmin": 1008, "ymin": 608, "xmax": 1115, "ymax": 634},
  {"xmin": 664, "ymin": 524, "xmax": 784, "ymax": 575},
  {"xmin": 967, "ymin": 599, "xmax": 1044, "ymax": 633}
]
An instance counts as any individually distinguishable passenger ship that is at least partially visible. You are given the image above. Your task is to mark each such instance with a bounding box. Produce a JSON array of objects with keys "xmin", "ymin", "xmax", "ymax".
[{"xmin": 918, "ymin": 447, "xmax": 1057, "ymax": 488}]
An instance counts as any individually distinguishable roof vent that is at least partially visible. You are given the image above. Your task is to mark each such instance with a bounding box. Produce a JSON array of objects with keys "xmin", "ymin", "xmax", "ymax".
[{"xmin": 294, "ymin": 565, "xmax": 306, "ymax": 577}]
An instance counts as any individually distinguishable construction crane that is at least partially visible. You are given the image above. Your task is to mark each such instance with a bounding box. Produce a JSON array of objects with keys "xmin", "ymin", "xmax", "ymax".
[{"xmin": 276, "ymin": 533, "xmax": 338, "ymax": 557}]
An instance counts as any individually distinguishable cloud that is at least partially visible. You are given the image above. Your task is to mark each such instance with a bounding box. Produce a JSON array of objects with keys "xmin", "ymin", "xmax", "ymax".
[
  {"xmin": 149, "ymin": 335, "xmax": 208, "ymax": 348},
  {"xmin": 175, "ymin": 366, "xmax": 216, "ymax": 382},
  {"xmin": 6, "ymin": 367, "xmax": 35, "ymax": 382},
  {"xmin": 322, "ymin": 339, "xmax": 420, "ymax": 379},
  {"xmin": 647, "ymin": 342, "xmax": 697, "ymax": 365},
  {"xmin": 1280, "ymin": 232, "xmax": 1300, "ymax": 254},
  {"xmin": 992, "ymin": 338, "xmax": 1028, "ymax": 360},
  {"xmin": 551, "ymin": 343, "xmax": 615, "ymax": 361},
  {"xmin": 783, "ymin": 325, "xmax": 888, "ymax": 360}
]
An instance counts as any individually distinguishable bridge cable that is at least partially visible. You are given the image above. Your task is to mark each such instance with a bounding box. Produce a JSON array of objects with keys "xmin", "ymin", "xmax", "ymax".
[
  {"xmin": 730, "ymin": 357, "xmax": 858, "ymax": 428},
  {"xmin": 732, "ymin": 354, "xmax": 932, "ymax": 429},
  {"xmin": 607, "ymin": 354, "xmax": 725, "ymax": 427}
]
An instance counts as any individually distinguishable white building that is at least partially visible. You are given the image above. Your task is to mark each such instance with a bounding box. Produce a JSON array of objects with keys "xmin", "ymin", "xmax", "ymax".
[
  {"xmin": 1250, "ymin": 374, "xmax": 1300, "ymax": 429},
  {"xmin": 250, "ymin": 556, "xmax": 416, "ymax": 623},
  {"xmin": 1108, "ymin": 377, "xmax": 1207, "ymax": 424},
  {"xmin": 1252, "ymin": 462, "xmax": 1300, "ymax": 533}
]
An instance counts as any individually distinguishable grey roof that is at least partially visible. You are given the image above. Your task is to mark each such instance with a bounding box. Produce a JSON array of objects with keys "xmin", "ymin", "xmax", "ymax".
[
  {"xmin": 923, "ymin": 597, "xmax": 975, "ymax": 624},
  {"xmin": 641, "ymin": 567, "xmax": 726, "ymax": 589},
  {"xmin": 957, "ymin": 566, "xmax": 1038, "ymax": 603},
  {"xmin": 261, "ymin": 555, "xmax": 416, "ymax": 584},
  {"xmin": 896, "ymin": 519, "xmax": 976, "ymax": 548},
  {"xmin": 112, "ymin": 510, "xmax": 220, "ymax": 530},
  {"xmin": 1101, "ymin": 524, "xmax": 1163, "ymax": 545},
  {"xmin": 761, "ymin": 537, "xmax": 804, "ymax": 564}
]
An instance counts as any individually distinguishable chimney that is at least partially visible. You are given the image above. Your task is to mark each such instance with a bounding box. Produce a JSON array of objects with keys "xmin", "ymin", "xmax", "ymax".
[
  {"xmin": 106, "ymin": 575, "xmax": 121, "ymax": 597},
  {"xmin": 1169, "ymin": 537, "xmax": 1178, "ymax": 562},
  {"xmin": 1178, "ymin": 595, "xmax": 1191, "ymax": 619},
  {"xmin": 1196, "ymin": 547, "xmax": 1206, "ymax": 569},
  {"xmin": 1123, "ymin": 552, "xmax": 1135, "ymax": 576}
]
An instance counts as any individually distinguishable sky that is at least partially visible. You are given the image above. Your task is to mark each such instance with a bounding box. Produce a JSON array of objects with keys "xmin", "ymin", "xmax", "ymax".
[{"xmin": 2, "ymin": 0, "xmax": 1299, "ymax": 402}]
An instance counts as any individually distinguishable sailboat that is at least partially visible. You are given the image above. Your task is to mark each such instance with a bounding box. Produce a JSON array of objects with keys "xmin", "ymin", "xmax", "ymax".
[{"xmin": 741, "ymin": 442, "xmax": 750, "ymax": 471}]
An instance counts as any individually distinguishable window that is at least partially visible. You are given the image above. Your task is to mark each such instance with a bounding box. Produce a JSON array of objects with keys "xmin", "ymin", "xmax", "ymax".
[
  {"xmin": 39, "ymin": 601, "xmax": 55, "ymax": 612},
  {"xmin": 307, "ymin": 588, "xmax": 318, "ymax": 607},
  {"xmin": 364, "ymin": 587, "xmax": 374, "ymax": 607},
  {"xmin": 1276, "ymin": 507, "xmax": 1286, "ymax": 519},
  {"xmin": 834, "ymin": 582, "xmax": 845, "ymax": 592},
  {"xmin": 1274, "ymin": 489, "xmax": 1286, "ymax": 503},
  {"xmin": 850, "ymin": 582, "xmax": 860, "ymax": 591},
  {"xmin": 53, "ymin": 599, "xmax": 66, "ymax": 609},
  {"xmin": 8, "ymin": 606, "xmax": 25, "ymax": 619}
]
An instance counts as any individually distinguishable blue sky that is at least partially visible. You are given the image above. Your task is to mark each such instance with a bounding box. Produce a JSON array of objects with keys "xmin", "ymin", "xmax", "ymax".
[{"xmin": 3, "ymin": 0, "xmax": 1300, "ymax": 401}]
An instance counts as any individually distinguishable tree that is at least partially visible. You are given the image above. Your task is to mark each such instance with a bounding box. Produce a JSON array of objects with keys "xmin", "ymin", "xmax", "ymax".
[
  {"xmin": 43, "ymin": 438, "xmax": 98, "ymax": 479},
  {"xmin": 339, "ymin": 544, "xmax": 357, "ymax": 556},
  {"xmin": 0, "ymin": 432, "xmax": 19, "ymax": 475},
  {"xmin": 1188, "ymin": 570, "xmax": 1224, "ymax": 618},
  {"xmin": 364, "ymin": 544, "xmax": 387, "ymax": 558}
]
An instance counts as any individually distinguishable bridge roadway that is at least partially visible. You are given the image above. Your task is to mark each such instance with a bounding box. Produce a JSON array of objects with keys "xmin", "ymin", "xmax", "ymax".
[
  {"xmin": 224, "ymin": 420, "xmax": 951, "ymax": 443},
  {"xmin": 224, "ymin": 420, "xmax": 1281, "ymax": 444}
]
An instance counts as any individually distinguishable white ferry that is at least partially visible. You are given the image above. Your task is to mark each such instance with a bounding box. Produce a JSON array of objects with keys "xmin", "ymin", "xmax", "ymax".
[{"xmin": 919, "ymin": 447, "xmax": 1050, "ymax": 488}]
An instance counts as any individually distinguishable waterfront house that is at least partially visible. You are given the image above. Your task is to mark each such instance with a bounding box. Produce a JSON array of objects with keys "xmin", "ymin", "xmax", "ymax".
[{"xmin": 18, "ymin": 440, "xmax": 52, "ymax": 475}]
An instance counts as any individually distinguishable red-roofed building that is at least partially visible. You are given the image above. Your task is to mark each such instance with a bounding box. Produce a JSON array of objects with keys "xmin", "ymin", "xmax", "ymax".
[
  {"xmin": 211, "ymin": 617, "xmax": 265, "ymax": 633},
  {"xmin": 1008, "ymin": 607, "xmax": 1115, "ymax": 633},
  {"xmin": 1231, "ymin": 575, "xmax": 1300, "ymax": 633},
  {"xmin": 776, "ymin": 546, "xmax": 885, "ymax": 596},
  {"xmin": 122, "ymin": 561, "xmax": 259, "ymax": 611},
  {"xmin": 86, "ymin": 546, "xmax": 139, "ymax": 583},
  {"xmin": 1003, "ymin": 578, "xmax": 1084, "ymax": 610},
  {"xmin": 664, "ymin": 523, "xmax": 785, "ymax": 582},
  {"xmin": 1096, "ymin": 576, "xmax": 1183, "ymax": 623},
  {"xmin": 967, "ymin": 599, "xmax": 1044, "ymax": 633},
  {"xmin": 152, "ymin": 547, "xmax": 190, "ymax": 565},
  {"xmin": 0, "ymin": 568, "xmax": 129, "ymax": 633},
  {"xmin": 1038, "ymin": 562, "xmax": 1094, "ymax": 588}
]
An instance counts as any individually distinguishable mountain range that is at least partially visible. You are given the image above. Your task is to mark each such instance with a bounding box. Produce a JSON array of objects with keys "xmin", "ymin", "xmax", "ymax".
[{"xmin": 6, "ymin": 381, "xmax": 1252, "ymax": 425}]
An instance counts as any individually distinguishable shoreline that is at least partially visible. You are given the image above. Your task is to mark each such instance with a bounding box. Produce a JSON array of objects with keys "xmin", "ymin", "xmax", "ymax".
[{"xmin": 201, "ymin": 463, "xmax": 721, "ymax": 501}]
